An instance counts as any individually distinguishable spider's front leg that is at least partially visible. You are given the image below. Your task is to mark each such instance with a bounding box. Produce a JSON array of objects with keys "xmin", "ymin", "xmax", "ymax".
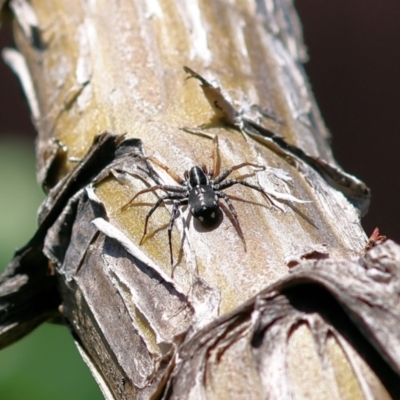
[
  {"xmin": 144, "ymin": 156, "xmax": 185, "ymax": 185},
  {"xmin": 213, "ymin": 162, "xmax": 265, "ymax": 185},
  {"xmin": 121, "ymin": 184, "xmax": 186, "ymax": 211}
]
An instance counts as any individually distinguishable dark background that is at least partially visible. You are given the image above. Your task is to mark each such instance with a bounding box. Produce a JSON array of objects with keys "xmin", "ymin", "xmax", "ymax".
[
  {"xmin": 0, "ymin": 2, "xmax": 399, "ymax": 397},
  {"xmin": 296, "ymin": 1, "xmax": 400, "ymax": 242}
]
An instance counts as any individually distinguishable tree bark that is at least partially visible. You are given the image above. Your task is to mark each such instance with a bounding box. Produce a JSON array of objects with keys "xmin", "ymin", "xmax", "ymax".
[{"xmin": 1, "ymin": 0, "xmax": 400, "ymax": 399}]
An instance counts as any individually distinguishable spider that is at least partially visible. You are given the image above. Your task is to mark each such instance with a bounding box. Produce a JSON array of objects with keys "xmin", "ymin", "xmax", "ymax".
[{"xmin": 121, "ymin": 136, "xmax": 275, "ymax": 265}]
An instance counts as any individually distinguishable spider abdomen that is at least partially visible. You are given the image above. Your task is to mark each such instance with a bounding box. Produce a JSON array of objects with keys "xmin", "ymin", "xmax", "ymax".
[{"xmin": 189, "ymin": 185, "xmax": 219, "ymax": 224}]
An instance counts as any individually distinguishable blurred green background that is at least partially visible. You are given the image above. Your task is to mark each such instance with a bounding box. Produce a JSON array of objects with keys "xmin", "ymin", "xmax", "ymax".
[{"xmin": 0, "ymin": 139, "xmax": 103, "ymax": 399}]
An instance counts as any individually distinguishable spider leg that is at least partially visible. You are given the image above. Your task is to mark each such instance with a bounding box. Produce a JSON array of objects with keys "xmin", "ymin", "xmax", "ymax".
[
  {"xmin": 139, "ymin": 196, "xmax": 167, "ymax": 245},
  {"xmin": 167, "ymin": 200, "xmax": 187, "ymax": 266},
  {"xmin": 217, "ymin": 191, "xmax": 246, "ymax": 252},
  {"xmin": 213, "ymin": 162, "xmax": 265, "ymax": 185},
  {"xmin": 215, "ymin": 179, "xmax": 275, "ymax": 207},
  {"xmin": 145, "ymin": 156, "xmax": 185, "ymax": 185},
  {"xmin": 209, "ymin": 135, "xmax": 220, "ymax": 179},
  {"xmin": 139, "ymin": 195, "xmax": 188, "ymax": 246},
  {"xmin": 121, "ymin": 184, "xmax": 187, "ymax": 211}
]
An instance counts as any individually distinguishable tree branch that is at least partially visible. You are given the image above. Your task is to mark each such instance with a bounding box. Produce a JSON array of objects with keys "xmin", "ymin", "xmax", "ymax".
[{"xmin": 1, "ymin": 0, "xmax": 399, "ymax": 398}]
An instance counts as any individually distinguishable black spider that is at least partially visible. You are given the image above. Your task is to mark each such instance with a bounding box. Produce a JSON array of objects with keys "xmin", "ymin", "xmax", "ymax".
[{"xmin": 121, "ymin": 136, "xmax": 274, "ymax": 265}]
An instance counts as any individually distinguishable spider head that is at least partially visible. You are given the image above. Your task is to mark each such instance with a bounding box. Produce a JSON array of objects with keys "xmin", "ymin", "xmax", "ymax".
[{"xmin": 188, "ymin": 166, "xmax": 209, "ymax": 188}]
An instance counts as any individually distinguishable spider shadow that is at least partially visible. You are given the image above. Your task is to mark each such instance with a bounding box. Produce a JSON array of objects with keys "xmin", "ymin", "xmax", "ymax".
[
  {"xmin": 188, "ymin": 193, "xmax": 281, "ymax": 254},
  {"xmin": 189, "ymin": 200, "xmax": 249, "ymax": 252},
  {"xmin": 136, "ymin": 203, "xmax": 223, "ymax": 272},
  {"xmin": 142, "ymin": 221, "xmax": 170, "ymax": 242},
  {"xmin": 173, "ymin": 208, "xmax": 224, "ymax": 274},
  {"xmin": 276, "ymin": 200, "xmax": 319, "ymax": 230}
]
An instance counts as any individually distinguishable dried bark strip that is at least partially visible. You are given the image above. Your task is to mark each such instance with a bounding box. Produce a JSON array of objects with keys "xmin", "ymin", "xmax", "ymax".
[{"xmin": 0, "ymin": 133, "xmax": 125, "ymax": 349}]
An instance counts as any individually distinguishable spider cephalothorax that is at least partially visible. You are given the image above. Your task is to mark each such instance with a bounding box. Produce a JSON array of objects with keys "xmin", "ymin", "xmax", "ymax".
[
  {"xmin": 122, "ymin": 136, "xmax": 274, "ymax": 265},
  {"xmin": 186, "ymin": 166, "xmax": 219, "ymax": 223}
]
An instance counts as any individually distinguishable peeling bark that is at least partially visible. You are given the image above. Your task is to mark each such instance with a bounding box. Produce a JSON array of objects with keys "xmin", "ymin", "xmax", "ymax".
[{"xmin": 0, "ymin": 0, "xmax": 399, "ymax": 399}]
